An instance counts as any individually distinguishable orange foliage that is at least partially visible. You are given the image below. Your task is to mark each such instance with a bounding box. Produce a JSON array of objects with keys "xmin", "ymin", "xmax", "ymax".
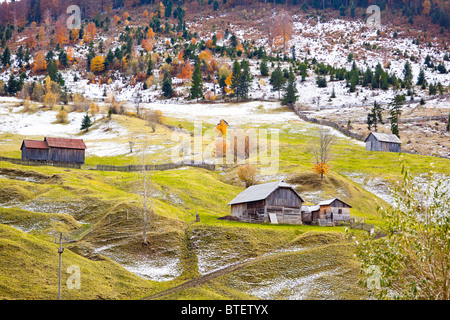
[
  {"xmin": 198, "ymin": 50, "xmax": 212, "ymax": 63},
  {"xmin": 205, "ymin": 39, "xmax": 214, "ymax": 48},
  {"xmin": 312, "ymin": 162, "xmax": 330, "ymax": 177},
  {"xmin": 32, "ymin": 51, "xmax": 47, "ymax": 73},
  {"xmin": 147, "ymin": 27, "xmax": 155, "ymax": 39},
  {"xmin": 142, "ymin": 38, "xmax": 154, "ymax": 52},
  {"xmin": 178, "ymin": 61, "xmax": 194, "ymax": 79},
  {"xmin": 143, "ymin": 10, "xmax": 149, "ymax": 18},
  {"xmin": 55, "ymin": 21, "xmax": 69, "ymax": 45},
  {"xmin": 84, "ymin": 22, "xmax": 96, "ymax": 42}
]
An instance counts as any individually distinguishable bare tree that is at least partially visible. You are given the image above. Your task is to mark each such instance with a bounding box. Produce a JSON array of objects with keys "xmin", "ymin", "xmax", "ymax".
[
  {"xmin": 274, "ymin": 9, "xmax": 294, "ymax": 53},
  {"xmin": 139, "ymin": 140, "xmax": 152, "ymax": 245},
  {"xmin": 309, "ymin": 127, "xmax": 337, "ymax": 181},
  {"xmin": 262, "ymin": 11, "xmax": 276, "ymax": 57}
]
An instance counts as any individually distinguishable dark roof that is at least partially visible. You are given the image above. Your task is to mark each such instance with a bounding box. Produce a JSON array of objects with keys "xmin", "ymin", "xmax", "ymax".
[
  {"xmin": 364, "ymin": 132, "xmax": 401, "ymax": 144},
  {"xmin": 22, "ymin": 140, "xmax": 49, "ymax": 150},
  {"xmin": 318, "ymin": 198, "xmax": 352, "ymax": 208},
  {"xmin": 228, "ymin": 180, "xmax": 304, "ymax": 205},
  {"xmin": 44, "ymin": 137, "xmax": 87, "ymax": 150}
]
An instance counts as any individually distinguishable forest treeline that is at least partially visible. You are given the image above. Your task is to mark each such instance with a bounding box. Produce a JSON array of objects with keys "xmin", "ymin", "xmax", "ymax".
[{"xmin": 0, "ymin": 0, "xmax": 448, "ymax": 29}]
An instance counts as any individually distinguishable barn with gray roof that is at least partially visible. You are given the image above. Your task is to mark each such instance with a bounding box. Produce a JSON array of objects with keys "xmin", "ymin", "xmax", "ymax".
[
  {"xmin": 365, "ymin": 132, "xmax": 402, "ymax": 152},
  {"xmin": 228, "ymin": 181, "xmax": 304, "ymax": 224}
]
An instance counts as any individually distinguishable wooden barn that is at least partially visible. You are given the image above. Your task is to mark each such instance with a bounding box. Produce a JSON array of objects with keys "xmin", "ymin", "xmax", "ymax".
[
  {"xmin": 302, "ymin": 198, "xmax": 351, "ymax": 225},
  {"xmin": 365, "ymin": 132, "xmax": 401, "ymax": 152},
  {"xmin": 21, "ymin": 140, "xmax": 50, "ymax": 161},
  {"xmin": 21, "ymin": 137, "xmax": 87, "ymax": 164},
  {"xmin": 228, "ymin": 181, "xmax": 304, "ymax": 224}
]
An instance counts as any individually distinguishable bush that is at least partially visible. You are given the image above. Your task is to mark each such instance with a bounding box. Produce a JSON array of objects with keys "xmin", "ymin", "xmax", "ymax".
[{"xmin": 56, "ymin": 109, "xmax": 68, "ymax": 123}]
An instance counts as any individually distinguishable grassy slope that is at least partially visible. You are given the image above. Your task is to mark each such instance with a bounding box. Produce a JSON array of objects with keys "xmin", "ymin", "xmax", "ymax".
[{"xmin": 1, "ymin": 109, "xmax": 448, "ymax": 300}]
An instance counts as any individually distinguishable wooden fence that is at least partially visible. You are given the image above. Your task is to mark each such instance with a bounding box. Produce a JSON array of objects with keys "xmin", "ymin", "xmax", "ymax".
[
  {"xmin": 96, "ymin": 162, "xmax": 216, "ymax": 172},
  {"xmin": 291, "ymin": 106, "xmax": 366, "ymax": 141},
  {"xmin": 349, "ymin": 217, "xmax": 374, "ymax": 232},
  {"xmin": 0, "ymin": 156, "xmax": 82, "ymax": 169}
]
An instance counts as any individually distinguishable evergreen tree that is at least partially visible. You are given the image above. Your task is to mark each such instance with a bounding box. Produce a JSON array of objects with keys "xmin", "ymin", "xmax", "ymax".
[
  {"xmin": 282, "ymin": 68, "xmax": 297, "ymax": 106},
  {"xmin": 416, "ymin": 68, "xmax": 426, "ymax": 86},
  {"xmin": 239, "ymin": 59, "xmax": 251, "ymax": 100},
  {"xmin": 230, "ymin": 60, "xmax": 241, "ymax": 101},
  {"xmin": 213, "ymin": 0, "xmax": 219, "ymax": 11},
  {"xmin": 362, "ymin": 67, "xmax": 373, "ymax": 87},
  {"xmin": 80, "ymin": 114, "xmax": 92, "ymax": 131},
  {"xmin": 146, "ymin": 57, "xmax": 153, "ymax": 76},
  {"xmin": 58, "ymin": 50, "xmax": 68, "ymax": 68},
  {"xmin": 403, "ymin": 61, "xmax": 413, "ymax": 87},
  {"xmin": 269, "ymin": 64, "xmax": 286, "ymax": 99},
  {"xmin": 447, "ymin": 114, "xmax": 450, "ymax": 132},
  {"xmin": 1, "ymin": 46, "xmax": 11, "ymax": 67},
  {"xmin": 47, "ymin": 60, "xmax": 58, "ymax": 81},
  {"xmin": 190, "ymin": 62, "xmax": 203, "ymax": 101},
  {"xmin": 105, "ymin": 49, "xmax": 115, "ymax": 69},
  {"xmin": 260, "ymin": 57, "xmax": 269, "ymax": 76},
  {"xmin": 219, "ymin": 74, "xmax": 227, "ymax": 98},
  {"xmin": 389, "ymin": 94, "xmax": 405, "ymax": 138},
  {"xmin": 162, "ymin": 72, "xmax": 174, "ymax": 98},
  {"xmin": 367, "ymin": 101, "xmax": 383, "ymax": 131},
  {"xmin": 429, "ymin": 82, "xmax": 437, "ymax": 95}
]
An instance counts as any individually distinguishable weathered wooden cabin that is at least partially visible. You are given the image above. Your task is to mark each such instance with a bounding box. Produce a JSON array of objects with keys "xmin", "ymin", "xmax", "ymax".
[
  {"xmin": 20, "ymin": 137, "xmax": 87, "ymax": 164},
  {"xmin": 365, "ymin": 132, "xmax": 401, "ymax": 152},
  {"xmin": 317, "ymin": 198, "xmax": 351, "ymax": 223},
  {"xmin": 228, "ymin": 181, "xmax": 304, "ymax": 224},
  {"xmin": 21, "ymin": 140, "xmax": 50, "ymax": 161}
]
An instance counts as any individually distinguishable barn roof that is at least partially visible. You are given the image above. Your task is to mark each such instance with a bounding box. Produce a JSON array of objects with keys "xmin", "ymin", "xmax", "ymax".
[
  {"xmin": 318, "ymin": 198, "xmax": 352, "ymax": 208},
  {"xmin": 21, "ymin": 140, "xmax": 49, "ymax": 150},
  {"xmin": 228, "ymin": 180, "xmax": 303, "ymax": 205},
  {"xmin": 365, "ymin": 132, "xmax": 401, "ymax": 144},
  {"xmin": 301, "ymin": 205, "xmax": 320, "ymax": 213},
  {"xmin": 44, "ymin": 137, "xmax": 87, "ymax": 150}
]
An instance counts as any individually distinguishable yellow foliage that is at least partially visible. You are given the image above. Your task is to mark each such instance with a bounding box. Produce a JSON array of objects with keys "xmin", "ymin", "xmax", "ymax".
[{"xmin": 90, "ymin": 55, "xmax": 105, "ymax": 73}]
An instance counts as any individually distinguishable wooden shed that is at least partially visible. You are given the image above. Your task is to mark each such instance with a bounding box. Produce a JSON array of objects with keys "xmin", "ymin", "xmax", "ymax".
[
  {"xmin": 21, "ymin": 137, "xmax": 87, "ymax": 164},
  {"xmin": 228, "ymin": 181, "xmax": 304, "ymax": 224},
  {"xmin": 365, "ymin": 132, "xmax": 401, "ymax": 152},
  {"xmin": 45, "ymin": 137, "xmax": 87, "ymax": 163},
  {"xmin": 317, "ymin": 198, "xmax": 352, "ymax": 223},
  {"xmin": 21, "ymin": 140, "xmax": 49, "ymax": 161}
]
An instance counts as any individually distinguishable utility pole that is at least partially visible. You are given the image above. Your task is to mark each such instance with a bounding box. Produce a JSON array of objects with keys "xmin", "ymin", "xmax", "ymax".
[{"xmin": 57, "ymin": 232, "xmax": 64, "ymax": 300}]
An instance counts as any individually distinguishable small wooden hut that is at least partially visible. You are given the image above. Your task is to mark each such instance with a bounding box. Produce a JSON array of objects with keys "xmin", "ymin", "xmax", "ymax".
[
  {"xmin": 21, "ymin": 140, "xmax": 49, "ymax": 161},
  {"xmin": 365, "ymin": 132, "xmax": 401, "ymax": 152},
  {"xmin": 228, "ymin": 181, "xmax": 304, "ymax": 224}
]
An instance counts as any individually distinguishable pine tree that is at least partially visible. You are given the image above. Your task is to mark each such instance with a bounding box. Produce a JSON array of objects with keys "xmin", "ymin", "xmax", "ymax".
[
  {"xmin": 239, "ymin": 59, "xmax": 251, "ymax": 100},
  {"xmin": 447, "ymin": 114, "xmax": 450, "ymax": 132},
  {"xmin": 403, "ymin": 61, "xmax": 413, "ymax": 87},
  {"xmin": 47, "ymin": 60, "xmax": 58, "ymax": 81},
  {"xmin": 282, "ymin": 68, "xmax": 297, "ymax": 106},
  {"xmin": 416, "ymin": 69, "xmax": 425, "ymax": 86},
  {"xmin": 190, "ymin": 62, "xmax": 203, "ymax": 101},
  {"xmin": 367, "ymin": 101, "xmax": 383, "ymax": 131},
  {"xmin": 269, "ymin": 64, "xmax": 286, "ymax": 99},
  {"xmin": 146, "ymin": 57, "xmax": 153, "ymax": 76},
  {"xmin": 1, "ymin": 46, "xmax": 11, "ymax": 67},
  {"xmin": 162, "ymin": 72, "xmax": 174, "ymax": 98},
  {"xmin": 230, "ymin": 60, "xmax": 241, "ymax": 101},
  {"xmin": 80, "ymin": 114, "xmax": 92, "ymax": 131},
  {"xmin": 260, "ymin": 57, "xmax": 269, "ymax": 76},
  {"xmin": 389, "ymin": 94, "xmax": 405, "ymax": 138}
]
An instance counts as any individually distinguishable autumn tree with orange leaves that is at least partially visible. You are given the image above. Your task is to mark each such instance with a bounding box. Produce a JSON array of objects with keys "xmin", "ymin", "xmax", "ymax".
[
  {"xmin": 32, "ymin": 51, "xmax": 47, "ymax": 73},
  {"xmin": 309, "ymin": 127, "xmax": 336, "ymax": 181}
]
